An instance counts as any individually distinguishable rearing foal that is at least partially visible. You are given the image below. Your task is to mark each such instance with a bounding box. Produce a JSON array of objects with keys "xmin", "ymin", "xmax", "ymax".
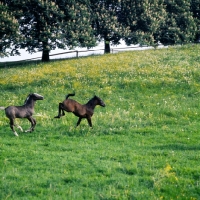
[
  {"xmin": 54, "ymin": 93, "xmax": 105, "ymax": 127},
  {"xmin": 0, "ymin": 93, "xmax": 44, "ymax": 136}
]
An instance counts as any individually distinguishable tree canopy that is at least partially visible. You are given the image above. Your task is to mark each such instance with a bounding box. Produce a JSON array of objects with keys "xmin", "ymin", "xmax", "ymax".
[
  {"xmin": 0, "ymin": 0, "xmax": 199, "ymax": 61},
  {"xmin": 159, "ymin": 0, "xmax": 197, "ymax": 45},
  {"xmin": 0, "ymin": 2, "xmax": 20, "ymax": 57},
  {"xmin": 191, "ymin": 0, "xmax": 200, "ymax": 42},
  {"xmin": 120, "ymin": 0, "xmax": 167, "ymax": 46}
]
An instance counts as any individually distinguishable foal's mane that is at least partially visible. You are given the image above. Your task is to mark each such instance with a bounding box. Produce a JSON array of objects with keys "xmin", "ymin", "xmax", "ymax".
[
  {"xmin": 86, "ymin": 96, "xmax": 97, "ymax": 106},
  {"xmin": 24, "ymin": 94, "xmax": 31, "ymax": 105}
]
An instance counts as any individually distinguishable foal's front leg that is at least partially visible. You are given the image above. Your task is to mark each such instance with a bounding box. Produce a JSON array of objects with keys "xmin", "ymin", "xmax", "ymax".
[
  {"xmin": 9, "ymin": 119, "xmax": 19, "ymax": 136},
  {"xmin": 25, "ymin": 116, "xmax": 36, "ymax": 132},
  {"xmin": 87, "ymin": 117, "xmax": 93, "ymax": 127}
]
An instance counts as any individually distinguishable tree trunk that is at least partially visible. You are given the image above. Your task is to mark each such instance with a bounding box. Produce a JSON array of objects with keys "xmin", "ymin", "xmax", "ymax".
[
  {"xmin": 42, "ymin": 50, "xmax": 50, "ymax": 62},
  {"xmin": 42, "ymin": 41, "xmax": 50, "ymax": 62},
  {"xmin": 104, "ymin": 40, "xmax": 110, "ymax": 53}
]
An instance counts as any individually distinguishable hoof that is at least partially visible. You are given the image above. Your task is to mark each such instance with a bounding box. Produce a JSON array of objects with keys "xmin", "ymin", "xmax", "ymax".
[
  {"xmin": 25, "ymin": 129, "xmax": 33, "ymax": 133},
  {"xmin": 13, "ymin": 131, "xmax": 19, "ymax": 136},
  {"xmin": 18, "ymin": 126, "xmax": 23, "ymax": 132},
  {"xmin": 54, "ymin": 116, "xmax": 60, "ymax": 118}
]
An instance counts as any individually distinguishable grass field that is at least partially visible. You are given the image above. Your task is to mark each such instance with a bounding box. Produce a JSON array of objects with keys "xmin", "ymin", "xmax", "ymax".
[{"xmin": 0, "ymin": 44, "xmax": 200, "ymax": 199}]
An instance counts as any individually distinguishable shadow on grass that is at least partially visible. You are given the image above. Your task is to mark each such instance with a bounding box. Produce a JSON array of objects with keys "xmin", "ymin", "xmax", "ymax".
[
  {"xmin": 0, "ymin": 60, "xmax": 41, "ymax": 69},
  {"xmin": 153, "ymin": 143, "xmax": 200, "ymax": 151}
]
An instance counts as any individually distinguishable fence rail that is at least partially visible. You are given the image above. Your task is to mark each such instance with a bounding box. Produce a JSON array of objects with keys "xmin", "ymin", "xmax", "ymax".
[{"xmin": 24, "ymin": 45, "xmax": 161, "ymax": 61}]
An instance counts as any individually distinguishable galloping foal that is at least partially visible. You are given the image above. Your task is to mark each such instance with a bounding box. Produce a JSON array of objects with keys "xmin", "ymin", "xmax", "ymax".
[
  {"xmin": 54, "ymin": 93, "xmax": 105, "ymax": 127},
  {"xmin": 0, "ymin": 93, "xmax": 44, "ymax": 136}
]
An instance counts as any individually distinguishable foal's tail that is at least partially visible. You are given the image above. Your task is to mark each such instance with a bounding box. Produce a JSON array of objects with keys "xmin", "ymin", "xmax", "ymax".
[
  {"xmin": 0, "ymin": 107, "xmax": 5, "ymax": 110},
  {"xmin": 66, "ymin": 93, "xmax": 75, "ymax": 99}
]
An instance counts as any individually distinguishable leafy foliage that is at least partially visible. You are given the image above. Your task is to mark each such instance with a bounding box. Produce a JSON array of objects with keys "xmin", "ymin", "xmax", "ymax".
[
  {"xmin": 121, "ymin": 0, "xmax": 167, "ymax": 46},
  {"xmin": 58, "ymin": 0, "xmax": 96, "ymax": 49},
  {"xmin": 191, "ymin": 0, "xmax": 200, "ymax": 42},
  {"xmin": 159, "ymin": 0, "xmax": 197, "ymax": 45},
  {"xmin": 0, "ymin": 2, "xmax": 20, "ymax": 57}
]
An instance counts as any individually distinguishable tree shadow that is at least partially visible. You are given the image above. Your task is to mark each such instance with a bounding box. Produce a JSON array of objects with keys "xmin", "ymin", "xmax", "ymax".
[{"xmin": 153, "ymin": 143, "xmax": 200, "ymax": 151}]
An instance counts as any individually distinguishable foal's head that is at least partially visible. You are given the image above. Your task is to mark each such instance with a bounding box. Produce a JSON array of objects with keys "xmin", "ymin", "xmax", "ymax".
[
  {"xmin": 93, "ymin": 95, "xmax": 105, "ymax": 107},
  {"xmin": 24, "ymin": 93, "xmax": 44, "ymax": 104},
  {"xmin": 31, "ymin": 93, "xmax": 44, "ymax": 101}
]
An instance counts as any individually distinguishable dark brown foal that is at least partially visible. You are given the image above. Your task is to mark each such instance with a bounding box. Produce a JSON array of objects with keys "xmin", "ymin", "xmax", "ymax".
[{"xmin": 54, "ymin": 93, "xmax": 105, "ymax": 127}]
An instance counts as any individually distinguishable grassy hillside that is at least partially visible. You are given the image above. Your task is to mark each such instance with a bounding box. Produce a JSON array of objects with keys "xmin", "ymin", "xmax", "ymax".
[{"xmin": 0, "ymin": 44, "xmax": 200, "ymax": 199}]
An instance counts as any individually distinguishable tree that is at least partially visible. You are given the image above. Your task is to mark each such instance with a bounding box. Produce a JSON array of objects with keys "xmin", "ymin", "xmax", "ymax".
[
  {"xmin": 0, "ymin": 2, "xmax": 20, "ymax": 57},
  {"xmin": 159, "ymin": 0, "xmax": 197, "ymax": 45},
  {"xmin": 90, "ymin": 0, "xmax": 130, "ymax": 53},
  {"xmin": 3, "ymin": 0, "xmax": 65, "ymax": 61},
  {"xmin": 4, "ymin": 0, "xmax": 96, "ymax": 61},
  {"xmin": 120, "ymin": 0, "xmax": 166, "ymax": 46}
]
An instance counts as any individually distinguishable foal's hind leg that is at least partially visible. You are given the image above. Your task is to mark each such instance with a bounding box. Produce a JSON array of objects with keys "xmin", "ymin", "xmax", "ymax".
[
  {"xmin": 25, "ymin": 116, "xmax": 36, "ymax": 132},
  {"xmin": 76, "ymin": 117, "xmax": 82, "ymax": 127},
  {"xmin": 9, "ymin": 119, "xmax": 19, "ymax": 136},
  {"xmin": 54, "ymin": 103, "xmax": 65, "ymax": 118},
  {"xmin": 16, "ymin": 125, "xmax": 23, "ymax": 132}
]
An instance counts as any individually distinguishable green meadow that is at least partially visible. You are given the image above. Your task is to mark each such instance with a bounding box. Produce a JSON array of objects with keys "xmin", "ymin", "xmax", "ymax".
[{"xmin": 0, "ymin": 45, "xmax": 200, "ymax": 199}]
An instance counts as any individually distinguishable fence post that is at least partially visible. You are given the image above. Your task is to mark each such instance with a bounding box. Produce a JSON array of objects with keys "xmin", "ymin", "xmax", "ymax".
[{"xmin": 76, "ymin": 51, "xmax": 78, "ymax": 58}]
